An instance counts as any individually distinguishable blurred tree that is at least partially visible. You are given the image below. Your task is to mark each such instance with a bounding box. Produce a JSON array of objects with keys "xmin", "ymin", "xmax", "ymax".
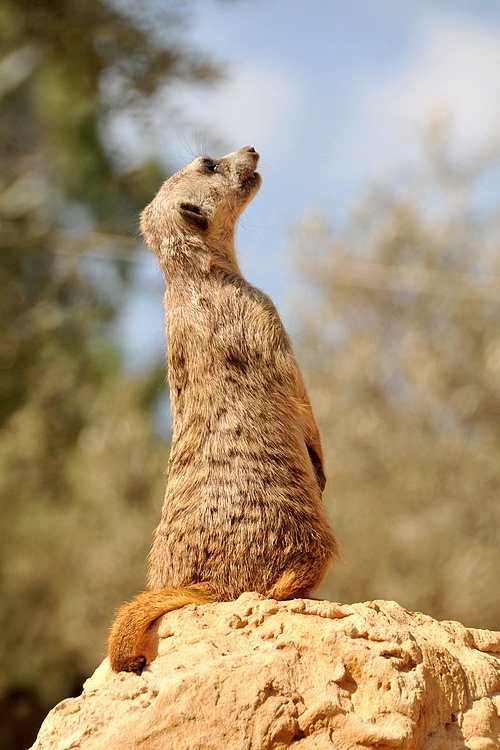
[
  {"xmin": 0, "ymin": 0, "xmax": 221, "ymax": 732},
  {"xmin": 294, "ymin": 124, "xmax": 500, "ymax": 631}
]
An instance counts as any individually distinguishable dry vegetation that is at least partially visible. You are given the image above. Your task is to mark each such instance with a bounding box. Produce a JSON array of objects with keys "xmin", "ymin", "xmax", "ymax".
[{"xmin": 294, "ymin": 128, "xmax": 500, "ymax": 630}]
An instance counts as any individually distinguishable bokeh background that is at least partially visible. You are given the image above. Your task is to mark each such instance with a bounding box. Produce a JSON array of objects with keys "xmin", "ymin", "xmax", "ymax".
[{"xmin": 1, "ymin": 1, "xmax": 499, "ymax": 747}]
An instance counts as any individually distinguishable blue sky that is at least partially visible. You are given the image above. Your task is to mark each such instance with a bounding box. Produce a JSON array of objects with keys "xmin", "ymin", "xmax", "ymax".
[{"xmin": 115, "ymin": 0, "xmax": 500, "ymax": 370}]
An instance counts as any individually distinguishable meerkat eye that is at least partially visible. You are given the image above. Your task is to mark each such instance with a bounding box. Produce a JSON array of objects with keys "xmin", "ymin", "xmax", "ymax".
[{"xmin": 204, "ymin": 159, "xmax": 218, "ymax": 174}]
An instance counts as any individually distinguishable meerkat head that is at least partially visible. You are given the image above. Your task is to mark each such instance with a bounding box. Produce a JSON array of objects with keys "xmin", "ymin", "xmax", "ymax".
[{"xmin": 140, "ymin": 146, "xmax": 261, "ymax": 264}]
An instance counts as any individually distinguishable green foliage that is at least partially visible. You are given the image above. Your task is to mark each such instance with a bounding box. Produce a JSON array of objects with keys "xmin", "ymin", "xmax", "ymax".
[
  {"xmin": 0, "ymin": 377, "xmax": 167, "ymax": 699},
  {"xmin": 0, "ymin": 0, "xmax": 220, "ymax": 715},
  {"xmin": 295, "ymin": 127, "xmax": 500, "ymax": 631}
]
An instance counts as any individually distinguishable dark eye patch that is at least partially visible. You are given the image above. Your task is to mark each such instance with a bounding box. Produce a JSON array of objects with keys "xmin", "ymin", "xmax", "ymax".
[{"xmin": 203, "ymin": 158, "xmax": 218, "ymax": 174}]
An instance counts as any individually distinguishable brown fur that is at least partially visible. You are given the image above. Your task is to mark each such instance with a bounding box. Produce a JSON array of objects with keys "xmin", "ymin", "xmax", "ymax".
[{"xmin": 108, "ymin": 146, "xmax": 338, "ymax": 672}]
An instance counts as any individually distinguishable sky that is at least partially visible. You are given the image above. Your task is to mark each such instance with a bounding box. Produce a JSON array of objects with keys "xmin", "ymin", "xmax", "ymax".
[{"xmin": 115, "ymin": 0, "xmax": 500, "ymax": 371}]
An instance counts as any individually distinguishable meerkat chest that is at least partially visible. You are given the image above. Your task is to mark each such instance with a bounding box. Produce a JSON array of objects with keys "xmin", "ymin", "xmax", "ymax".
[{"xmin": 165, "ymin": 283, "xmax": 289, "ymax": 393}]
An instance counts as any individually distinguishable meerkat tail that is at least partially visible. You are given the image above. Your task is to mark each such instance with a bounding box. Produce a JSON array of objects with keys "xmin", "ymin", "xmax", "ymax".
[{"xmin": 108, "ymin": 584, "xmax": 218, "ymax": 673}]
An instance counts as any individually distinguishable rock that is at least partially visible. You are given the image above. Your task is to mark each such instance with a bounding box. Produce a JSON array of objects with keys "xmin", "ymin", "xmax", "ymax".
[{"xmin": 31, "ymin": 594, "xmax": 500, "ymax": 749}]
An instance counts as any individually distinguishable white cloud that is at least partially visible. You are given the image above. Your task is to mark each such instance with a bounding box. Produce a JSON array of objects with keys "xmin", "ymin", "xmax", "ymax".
[
  {"xmin": 326, "ymin": 15, "xmax": 500, "ymax": 192},
  {"xmin": 101, "ymin": 60, "xmax": 303, "ymax": 175},
  {"xmin": 164, "ymin": 62, "xmax": 303, "ymax": 159},
  {"xmin": 368, "ymin": 16, "xmax": 500, "ymax": 153}
]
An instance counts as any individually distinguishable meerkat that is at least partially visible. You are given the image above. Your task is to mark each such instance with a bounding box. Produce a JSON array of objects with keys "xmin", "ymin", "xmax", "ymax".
[{"xmin": 108, "ymin": 146, "xmax": 338, "ymax": 673}]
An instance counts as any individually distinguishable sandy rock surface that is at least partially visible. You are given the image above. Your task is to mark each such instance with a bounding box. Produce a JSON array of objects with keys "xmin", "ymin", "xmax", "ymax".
[{"xmin": 31, "ymin": 593, "xmax": 500, "ymax": 749}]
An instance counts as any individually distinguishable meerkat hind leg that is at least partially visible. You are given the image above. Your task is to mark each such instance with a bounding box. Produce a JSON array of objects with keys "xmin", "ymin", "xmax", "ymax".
[
  {"xmin": 266, "ymin": 565, "xmax": 326, "ymax": 601},
  {"xmin": 108, "ymin": 583, "xmax": 218, "ymax": 673}
]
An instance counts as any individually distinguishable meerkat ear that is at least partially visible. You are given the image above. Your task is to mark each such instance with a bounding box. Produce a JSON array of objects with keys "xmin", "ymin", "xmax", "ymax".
[{"xmin": 178, "ymin": 202, "xmax": 208, "ymax": 231}]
